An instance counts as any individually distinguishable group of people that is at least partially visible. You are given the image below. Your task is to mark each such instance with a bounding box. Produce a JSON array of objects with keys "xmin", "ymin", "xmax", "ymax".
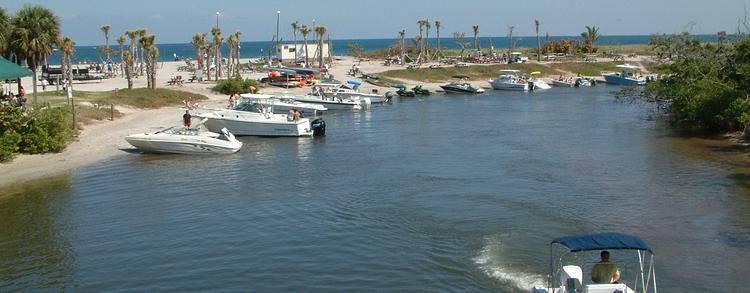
[
  {"xmin": 1, "ymin": 85, "xmax": 26, "ymax": 108},
  {"xmin": 227, "ymin": 93, "xmax": 241, "ymax": 109}
]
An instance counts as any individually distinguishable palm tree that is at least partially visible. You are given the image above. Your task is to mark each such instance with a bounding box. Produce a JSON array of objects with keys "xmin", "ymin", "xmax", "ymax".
[
  {"xmin": 398, "ymin": 29, "xmax": 406, "ymax": 65},
  {"xmin": 0, "ymin": 7, "xmax": 12, "ymax": 58},
  {"xmin": 424, "ymin": 19, "xmax": 431, "ymax": 60},
  {"xmin": 191, "ymin": 32, "xmax": 207, "ymax": 79},
  {"xmin": 416, "ymin": 20, "xmax": 426, "ymax": 62},
  {"xmin": 234, "ymin": 31, "xmax": 242, "ymax": 76},
  {"xmin": 100, "ymin": 25, "xmax": 111, "ymax": 62},
  {"xmin": 137, "ymin": 29, "xmax": 147, "ymax": 76},
  {"xmin": 140, "ymin": 34, "xmax": 158, "ymax": 89},
  {"xmin": 10, "ymin": 5, "xmax": 61, "ymax": 103},
  {"xmin": 59, "ymin": 37, "xmax": 75, "ymax": 92},
  {"xmin": 434, "ymin": 21, "xmax": 441, "ymax": 59},
  {"xmin": 116, "ymin": 35, "xmax": 125, "ymax": 77},
  {"xmin": 581, "ymin": 26, "xmax": 600, "ymax": 53},
  {"xmin": 226, "ymin": 34, "xmax": 236, "ymax": 77},
  {"xmin": 472, "ymin": 25, "xmax": 480, "ymax": 50},
  {"xmin": 125, "ymin": 30, "xmax": 138, "ymax": 87},
  {"xmin": 211, "ymin": 27, "xmax": 223, "ymax": 80},
  {"xmin": 291, "ymin": 21, "xmax": 300, "ymax": 61},
  {"xmin": 535, "ymin": 20, "xmax": 541, "ymax": 61},
  {"xmin": 508, "ymin": 26, "xmax": 515, "ymax": 53},
  {"xmin": 314, "ymin": 26, "xmax": 327, "ymax": 68},
  {"xmin": 300, "ymin": 25, "xmax": 311, "ymax": 68}
]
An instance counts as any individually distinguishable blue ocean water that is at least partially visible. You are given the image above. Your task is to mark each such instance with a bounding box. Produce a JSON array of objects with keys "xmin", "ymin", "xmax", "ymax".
[{"xmin": 48, "ymin": 35, "xmax": 719, "ymax": 65}]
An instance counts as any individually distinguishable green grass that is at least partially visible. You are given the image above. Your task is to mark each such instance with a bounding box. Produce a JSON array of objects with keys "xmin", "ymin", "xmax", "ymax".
[
  {"xmin": 380, "ymin": 63, "xmax": 560, "ymax": 83},
  {"xmin": 38, "ymin": 88, "xmax": 208, "ymax": 109},
  {"xmin": 74, "ymin": 105, "xmax": 123, "ymax": 125}
]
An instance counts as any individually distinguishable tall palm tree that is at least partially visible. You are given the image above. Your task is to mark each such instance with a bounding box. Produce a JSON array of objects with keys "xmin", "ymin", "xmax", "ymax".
[
  {"xmin": 0, "ymin": 7, "xmax": 12, "ymax": 58},
  {"xmin": 508, "ymin": 26, "xmax": 515, "ymax": 53},
  {"xmin": 535, "ymin": 20, "xmax": 541, "ymax": 61},
  {"xmin": 116, "ymin": 35, "xmax": 125, "ymax": 77},
  {"xmin": 291, "ymin": 21, "xmax": 300, "ymax": 61},
  {"xmin": 472, "ymin": 25, "xmax": 480, "ymax": 50},
  {"xmin": 59, "ymin": 37, "xmax": 75, "ymax": 92},
  {"xmin": 581, "ymin": 26, "xmax": 600, "ymax": 53},
  {"xmin": 233, "ymin": 31, "xmax": 242, "ymax": 76},
  {"xmin": 226, "ymin": 34, "xmax": 236, "ymax": 77},
  {"xmin": 424, "ymin": 19, "xmax": 431, "ymax": 60},
  {"xmin": 191, "ymin": 32, "xmax": 207, "ymax": 79},
  {"xmin": 398, "ymin": 29, "xmax": 406, "ymax": 65},
  {"xmin": 300, "ymin": 25, "xmax": 311, "ymax": 68},
  {"xmin": 314, "ymin": 26, "xmax": 326, "ymax": 68},
  {"xmin": 417, "ymin": 20, "xmax": 426, "ymax": 62},
  {"xmin": 100, "ymin": 25, "xmax": 111, "ymax": 61},
  {"xmin": 125, "ymin": 30, "xmax": 138, "ymax": 87},
  {"xmin": 211, "ymin": 27, "xmax": 223, "ymax": 80},
  {"xmin": 137, "ymin": 29, "xmax": 147, "ymax": 76},
  {"xmin": 140, "ymin": 35, "xmax": 158, "ymax": 89},
  {"xmin": 10, "ymin": 4, "xmax": 61, "ymax": 103},
  {"xmin": 434, "ymin": 21, "xmax": 441, "ymax": 59}
]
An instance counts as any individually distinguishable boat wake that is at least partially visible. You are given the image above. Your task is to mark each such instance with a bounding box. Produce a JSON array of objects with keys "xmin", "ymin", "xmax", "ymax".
[{"xmin": 474, "ymin": 236, "xmax": 546, "ymax": 291}]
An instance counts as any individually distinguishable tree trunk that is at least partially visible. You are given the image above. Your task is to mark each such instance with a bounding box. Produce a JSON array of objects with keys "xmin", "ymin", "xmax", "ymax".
[
  {"xmin": 139, "ymin": 46, "xmax": 144, "ymax": 76},
  {"xmin": 536, "ymin": 32, "xmax": 541, "ymax": 62},
  {"xmin": 67, "ymin": 56, "xmax": 73, "ymax": 91},
  {"xmin": 318, "ymin": 38, "xmax": 324, "ymax": 68},
  {"xmin": 304, "ymin": 38, "xmax": 309, "ymax": 68},
  {"xmin": 32, "ymin": 67, "xmax": 38, "ymax": 104}
]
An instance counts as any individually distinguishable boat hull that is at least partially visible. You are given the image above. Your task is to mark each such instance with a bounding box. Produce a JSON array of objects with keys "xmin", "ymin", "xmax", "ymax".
[
  {"xmin": 440, "ymin": 85, "xmax": 485, "ymax": 94},
  {"xmin": 125, "ymin": 135, "xmax": 242, "ymax": 155},
  {"xmin": 202, "ymin": 117, "xmax": 313, "ymax": 137},
  {"xmin": 602, "ymin": 74, "xmax": 646, "ymax": 86},
  {"xmin": 290, "ymin": 96, "xmax": 365, "ymax": 110},
  {"xmin": 488, "ymin": 80, "xmax": 529, "ymax": 91}
]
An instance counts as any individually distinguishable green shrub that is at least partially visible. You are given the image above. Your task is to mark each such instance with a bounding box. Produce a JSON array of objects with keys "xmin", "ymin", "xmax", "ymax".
[
  {"xmin": 19, "ymin": 107, "xmax": 75, "ymax": 154},
  {"xmin": 0, "ymin": 130, "xmax": 21, "ymax": 162},
  {"xmin": 213, "ymin": 78, "xmax": 259, "ymax": 95}
]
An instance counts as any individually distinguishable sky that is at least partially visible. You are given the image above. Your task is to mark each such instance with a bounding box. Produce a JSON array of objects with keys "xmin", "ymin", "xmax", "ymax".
[{"xmin": 3, "ymin": 0, "xmax": 749, "ymax": 45}]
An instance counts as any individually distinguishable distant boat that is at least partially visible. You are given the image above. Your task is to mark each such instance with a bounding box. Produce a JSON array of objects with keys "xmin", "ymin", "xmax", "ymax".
[
  {"xmin": 440, "ymin": 75, "xmax": 485, "ymax": 94},
  {"xmin": 488, "ymin": 70, "xmax": 529, "ymax": 91},
  {"xmin": 602, "ymin": 64, "xmax": 646, "ymax": 86}
]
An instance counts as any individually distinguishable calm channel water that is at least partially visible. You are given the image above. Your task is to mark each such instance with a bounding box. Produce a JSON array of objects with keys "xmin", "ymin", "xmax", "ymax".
[{"xmin": 1, "ymin": 86, "xmax": 748, "ymax": 292}]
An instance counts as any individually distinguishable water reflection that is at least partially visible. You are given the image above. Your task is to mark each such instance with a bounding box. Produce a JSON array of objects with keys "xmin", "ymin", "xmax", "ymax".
[{"xmin": 0, "ymin": 175, "xmax": 76, "ymax": 291}]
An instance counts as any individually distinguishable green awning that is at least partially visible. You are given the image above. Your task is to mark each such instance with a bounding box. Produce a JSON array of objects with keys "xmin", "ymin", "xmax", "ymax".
[{"xmin": 0, "ymin": 58, "xmax": 32, "ymax": 80}]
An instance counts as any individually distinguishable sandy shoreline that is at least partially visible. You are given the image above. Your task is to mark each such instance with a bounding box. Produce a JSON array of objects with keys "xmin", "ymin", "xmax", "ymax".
[{"xmin": 0, "ymin": 56, "xmax": 650, "ymax": 188}]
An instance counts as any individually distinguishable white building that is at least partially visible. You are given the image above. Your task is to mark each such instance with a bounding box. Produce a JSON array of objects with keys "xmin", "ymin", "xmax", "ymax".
[{"xmin": 276, "ymin": 43, "xmax": 330, "ymax": 62}]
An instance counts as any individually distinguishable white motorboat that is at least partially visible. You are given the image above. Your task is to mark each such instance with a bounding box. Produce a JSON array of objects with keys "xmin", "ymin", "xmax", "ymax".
[
  {"xmin": 488, "ymin": 70, "xmax": 529, "ymax": 91},
  {"xmin": 532, "ymin": 232, "xmax": 657, "ymax": 293},
  {"xmin": 313, "ymin": 80, "xmax": 386, "ymax": 103},
  {"xmin": 193, "ymin": 104, "xmax": 326, "ymax": 137},
  {"xmin": 529, "ymin": 72, "xmax": 551, "ymax": 90},
  {"xmin": 289, "ymin": 94, "xmax": 368, "ymax": 110},
  {"xmin": 240, "ymin": 94, "xmax": 327, "ymax": 116},
  {"xmin": 440, "ymin": 75, "xmax": 485, "ymax": 94},
  {"xmin": 550, "ymin": 76, "xmax": 595, "ymax": 87},
  {"xmin": 125, "ymin": 126, "xmax": 242, "ymax": 155},
  {"xmin": 602, "ymin": 64, "xmax": 647, "ymax": 86}
]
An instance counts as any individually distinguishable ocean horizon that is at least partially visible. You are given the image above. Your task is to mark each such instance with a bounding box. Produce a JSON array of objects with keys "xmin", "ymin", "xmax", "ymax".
[{"xmin": 48, "ymin": 34, "xmax": 719, "ymax": 65}]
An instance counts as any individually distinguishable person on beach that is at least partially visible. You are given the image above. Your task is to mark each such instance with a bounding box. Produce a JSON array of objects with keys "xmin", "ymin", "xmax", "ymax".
[
  {"xmin": 183, "ymin": 110, "xmax": 192, "ymax": 128},
  {"xmin": 591, "ymin": 251, "xmax": 620, "ymax": 284}
]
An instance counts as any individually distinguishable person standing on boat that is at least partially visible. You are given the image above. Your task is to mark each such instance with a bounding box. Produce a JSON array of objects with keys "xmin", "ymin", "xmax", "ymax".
[
  {"xmin": 183, "ymin": 110, "xmax": 192, "ymax": 128},
  {"xmin": 591, "ymin": 251, "xmax": 621, "ymax": 284}
]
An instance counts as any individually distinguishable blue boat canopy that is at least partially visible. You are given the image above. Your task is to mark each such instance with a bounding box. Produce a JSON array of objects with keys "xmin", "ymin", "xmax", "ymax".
[
  {"xmin": 551, "ymin": 232, "xmax": 652, "ymax": 253},
  {"xmin": 346, "ymin": 80, "xmax": 362, "ymax": 85}
]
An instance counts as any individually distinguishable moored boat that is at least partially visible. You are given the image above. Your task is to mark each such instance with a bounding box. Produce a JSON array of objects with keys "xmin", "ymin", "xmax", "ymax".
[
  {"xmin": 125, "ymin": 126, "xmax": 242, "ymax": 155},
  {"xmin": 193, "ymin": 105, "xmax": 325, "ymax": 137},
  {"xmin": 440, "ymin": 75, "xmax": 485, "ymax": 94},
  {"xmin": 488, "ymin": 70, "xmax": 529, "ymax": 91},
  {"xmin": 602, "ymin": 64, "xmax": 647, "ymax": 86},
  {"xmin": 240, "ymin": 94, "xmax": 327, "ymax": 116}
]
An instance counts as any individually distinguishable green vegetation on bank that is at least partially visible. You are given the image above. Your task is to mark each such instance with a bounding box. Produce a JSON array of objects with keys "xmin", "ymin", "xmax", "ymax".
[
  {"xmin": 39, "ymin": 88, "xmax": 208, "ymax": 108},
  {"xmin": 0, "ymin": 104, "xmax": 76, "ymax": 162},
  {"xmin": 213, "ymin": 77, "xmax": 260, "ymax": 95},
  {"xmin": 379, "ymin": 62, "xmax": 621, "ymax": 83},
  {"xmin": 629, "ymin": 33, "xmax": 750, "ymax": 134}
]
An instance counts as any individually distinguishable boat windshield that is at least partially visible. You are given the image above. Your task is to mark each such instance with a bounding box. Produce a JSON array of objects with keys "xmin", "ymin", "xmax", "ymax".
[{"xmin": 234, "ymin": 102, "xmax": 264, "ymax": 113}]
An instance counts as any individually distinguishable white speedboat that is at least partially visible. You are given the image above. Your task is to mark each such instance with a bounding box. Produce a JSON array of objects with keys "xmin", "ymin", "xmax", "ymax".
[
  {"xmin": 240, "ymin": 94, "xmax": 327, "ymax": 116},
  {"xmin": 602, "ymin": 64, "xmax": 647, "ymax": 86},
  {"xmin": 529, "ymin": 72, "xmax": 551, "ymax": 90},
  {"xmin": 532, "ymin": 232, "xmax": 657, "ymax": 293},
  {"xmin": 440, "ymin": 75, "xmax": 485, "ymax": 94},
  {"xmin": 550, "ymin": 76, "xmax": 595, "ymax": 87},
  {"xmin": 125, "ymin": 126, "xmax": 242, "ymax": 154},
  {"xmin": 289, "ymin": 94, "xmax": 368, "ymax": 110},
  {"xmin": 313, "ymin": 81, "xmax": 386, "ymax": 103},
  {"xmin": 489, "ymin": 70, "xmax": 529, "ymax": 91},
  {"xmin": 193, "ymin": 105, "xmax": 325, "ymax": 137}
]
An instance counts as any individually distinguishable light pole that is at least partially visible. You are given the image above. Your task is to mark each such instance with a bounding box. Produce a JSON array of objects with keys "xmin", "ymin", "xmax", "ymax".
[
  {"xmin": 312, "ymin": 19, "xmax": 316, "ymax": 43},
  {"xmin": 215, "ymin": 11, "xmax": 220, "ymax": 28}
]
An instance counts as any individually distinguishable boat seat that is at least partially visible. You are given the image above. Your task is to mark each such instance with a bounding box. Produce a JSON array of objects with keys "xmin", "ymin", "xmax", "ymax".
[{"xmin": 585, "ymin": 283, "xmax": 627, "ymax": 293}]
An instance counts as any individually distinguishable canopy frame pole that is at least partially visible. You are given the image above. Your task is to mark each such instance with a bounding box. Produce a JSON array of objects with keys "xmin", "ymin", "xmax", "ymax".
[
  {"xmin": 650, "ymin": 255, "xmax": 657, "ymax": 293},
  {"xmin": 638, "ymin": 250, "xmax": 646, "ymax": 292},
  {"xmin": 548, "ymin": 244, "xmax": 553, "ymax": 290}
]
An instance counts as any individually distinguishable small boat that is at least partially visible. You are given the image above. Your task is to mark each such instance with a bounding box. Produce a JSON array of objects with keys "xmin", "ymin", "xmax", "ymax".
[
  {"xmin": 440, "ymin": 75, "xmax": 485, "ymax": 94},
  {"xmin": 394, "ymin": 84, "xmax": 415, "ymax": 97},
  {"xmin": 602, "ymin": 64, "xmax": 647, "ymax": 86},
  {"xmin": 550, "ymin": 76, "xmax": 595, "ymax": 87},
  {"xmin": 531, "ymin": 232, "xmax": 657, "ymax": 293},
  {"xmin": 125, "ymin": 126, "xmax": 242, "ymax": 155},
  {"xmin": 290, "ymin": 94, "xmax": 368, "ymax": 110},
  {"xmin": 193, "ymin": 104, "xmax": 325, "ymax": 137},
  {"xmin": 412, "ymin": 85, "xmax": 430, "ymax": 95},
  {"xmin": 240, "ymin": 94, "xmax": 327, "ymax": 116},
  {"xmin": 529, "ymin": 71, "xmax": 551, "ymax": 90},
  {"xmin": 314, "ymin": 80, "xmax": 386, "ymax": 103},
  {"xmin": 488, "ymin": 70, "xmax": 529, "ymax": 91}
]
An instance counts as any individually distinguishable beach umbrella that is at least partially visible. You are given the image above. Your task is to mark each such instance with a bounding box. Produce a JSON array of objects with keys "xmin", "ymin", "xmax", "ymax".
[{"xmin": 0, "ymin": 58, "xmax": 32, "ymax": 80}]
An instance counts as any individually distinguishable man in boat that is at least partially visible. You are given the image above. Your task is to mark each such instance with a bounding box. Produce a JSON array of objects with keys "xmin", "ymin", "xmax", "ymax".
[{"xmin": 591, "ymin": 250, "xmax": 621, "ymax": 284}]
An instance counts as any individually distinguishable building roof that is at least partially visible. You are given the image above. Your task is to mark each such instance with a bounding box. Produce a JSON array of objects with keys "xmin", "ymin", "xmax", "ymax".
[{"xmin": 0, "ymin": 58, "xmax": 32, "ymax": 80}]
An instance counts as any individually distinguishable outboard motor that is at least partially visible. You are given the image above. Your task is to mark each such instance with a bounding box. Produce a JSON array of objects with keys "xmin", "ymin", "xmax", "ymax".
[
  {"xmin": 384, "ymin": 91, "xmax": 397, "ymax": 103},
  {"xmin": 311, "ymin": 118, "xmax": 326, "ymax": 136},
  {"xmin": 574, "ymin": 79, "xmax": 581, "ymax": 88},
  {"xmin": 590, "ymin": 79, "xmax": 597, "ymax": 86},
  {"xmin": 528, "ymin": 81, "xmax": 536, "ymax": 92}
]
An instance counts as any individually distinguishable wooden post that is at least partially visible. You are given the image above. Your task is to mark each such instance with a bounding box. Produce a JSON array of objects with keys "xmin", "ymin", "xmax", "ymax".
[{"xmin": 111, "ymin": 104, "xmax": 115, "ymax": 121}]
